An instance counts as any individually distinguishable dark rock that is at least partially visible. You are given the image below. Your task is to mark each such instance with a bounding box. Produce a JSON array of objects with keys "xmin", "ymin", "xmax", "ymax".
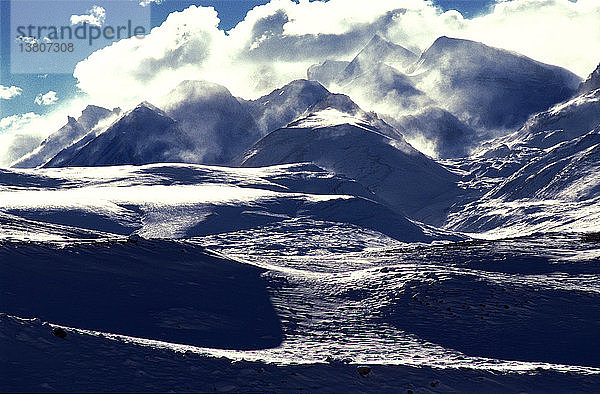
[
  {"xmin": 127, "ymin": 234, "xmax": 143, "ymax": 244},
  {"xmin": 52, "ymin": 327, "xmax": 67, "ymax": 339},
  {"xmin": 357, "ymin": 366, "xmax": 371, "ymax": 376},
  {"xmin": 582, "ymin": 232, "xmax": 600, "ymax": 242}
]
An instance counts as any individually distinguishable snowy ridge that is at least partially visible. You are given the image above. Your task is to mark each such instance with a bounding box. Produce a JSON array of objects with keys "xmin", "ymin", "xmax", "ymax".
[
  {"xmin": 43, "ymin": 102, "xmax": 195, "ymax": 168},
  {"xmin": 578, "ymin": 62, "xmax": 600, "ymax": 94}
]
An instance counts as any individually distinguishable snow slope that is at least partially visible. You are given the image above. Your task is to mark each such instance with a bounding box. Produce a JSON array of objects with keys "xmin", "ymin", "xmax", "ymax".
[
  {"xmin": 443, "ymin": 62, "xmax": 600, "ymax": 237},
  {"xmin": 0, "ymin": 163, "xmax": 447, "ymax": 243},
  {"xmin": 0, "ymin": 240, "xmax": 282, "ymax": 350},
  {"xmin": 578, "ymin": 62, "xmax": 600, "ymax": 94},
  {"xmin": 490, "ymin": 129, "xmax": 600, "ymax": 202},
  {"xmin": 511, "ymin": 87, "xmax": 600, "ymax": 150},
  {"xmin": 3, "ymin": 234, "xmax": 600, "ymax": 392}
]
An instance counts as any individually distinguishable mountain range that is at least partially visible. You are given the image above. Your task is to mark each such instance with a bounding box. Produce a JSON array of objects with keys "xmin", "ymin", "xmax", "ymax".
[{"xmin": 7, "ymin": 35, "xmax": 599, "ymax": 236}]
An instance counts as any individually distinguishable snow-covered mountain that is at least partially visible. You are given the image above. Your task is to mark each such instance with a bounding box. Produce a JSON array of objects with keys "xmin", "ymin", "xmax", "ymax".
[
  {"xmin": 445, "ymin": 63, "xmax": 600, "ymax": 236},
  {"xmin": 338, "ymin": 34, "xmax": 418, "ymax": 81},
  {"xmin": 158, "ymin": 80, "xmax": 262, "ymax": 165},
  {"xmin": 236, "ymin": 101, "xmax": 460, "ymax": 224},
  {"xmin": 4, "ymin": 13, "xmax": 600, "ymax": 393},
  {"xmin": 12, "ymin": 105, "xmax": 120, "ymax": 168},
  {"xmin": 44, "ymin": 102, "xmax": 194, "ymax": 167},
  {"xmin": 77, "ymin": 104, "xmax": 120, "ymax": 131},
  {"xmin": 242, "ymin": 79, "xmax": 330, "ymax": 135},
  {"xmin": 511, "ymin": 88, "xmax": 600, "ymax": 150},
  {"xmin": 489, "ymin": 128, "xmax": 600, "ymax": 202},
  {"xmin": 409, "ymin": 36, "xmax": 581, "ymax": 131}
]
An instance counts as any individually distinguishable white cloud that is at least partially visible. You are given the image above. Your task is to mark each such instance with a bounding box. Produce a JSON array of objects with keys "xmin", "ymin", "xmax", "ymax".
[
  {"xmin": 70, "ymin": 0, "xmax": 599, "ymax": 111},
  {"xmin": 0, "ymin": 85, "xmax": 23, "ymax": 100},
  {"xmin": 138, "ymin": 0, "xmax": 162, "ymax": 6},
  {"xmin": 34, "ymin": 91, "xmax": 59, "ymax": 106},
  {"xmin": 70, "ymin": 5, "xmax": 106, "ymax": 27},
  {"xmin": 0, "ymin": 113, "xmax": 44, "ymax": 166},
  {"xmin": 453, "ymin": 0, "xmax": 600, "ymax": 79},
  {"xmin": 73, "ymin": 5, "xmax": 226, "ymax": 108}
]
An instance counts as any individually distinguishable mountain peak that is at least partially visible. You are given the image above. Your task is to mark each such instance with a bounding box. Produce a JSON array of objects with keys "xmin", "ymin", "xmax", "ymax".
[
  {"xmin": 307, "ymin": 93, "xmax": 362, "ymax": 115},
  {"xmin": 170, "ymin": 79, "xmax": 233, "ymax": 97},
  {"xmin": 135, "ymin": 101, "xmax": 162, "ymax": 112},
  {"xmin": 353, "ymin": 34, "xmax": 418, "ymax": 69},
  {"xmin": 420, "ymin": 36, "xmax": 481, "ymax": 61},
  {"xmin": 410, "ymin": 36, "xmax": 581, "ymax": 129},
  {"xmin": 127, "ymin": 101, "xmax": 170, "ymax": 120},
  {"xmin": 77, "ymin": 104, "xmax": 119, "ymax": 131},
  {"xmin": 279, "ymin": 79, "xmax": 329, "ymax": 94},
  {"xmin": 578, "ymin": 63, "xmax": 600, "ymax": 94}
]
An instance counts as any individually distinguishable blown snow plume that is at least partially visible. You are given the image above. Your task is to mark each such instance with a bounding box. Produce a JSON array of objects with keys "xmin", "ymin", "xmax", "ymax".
[
  {"xmin": 12, "ymin": 105, "xmax": 120, "ymax": 168},
  {"xmin": 242, "ymin": 79, "xmax": 330, "ymax": 135},
  {"xmin": 157, "ymin": 80, "xmax": 262, "ymax": 165},
  {"xmin": 308, "ymin": 35, "xmax": 480, "ymax": 158},
  {"xmin": 408, "ymin": 36, "xmax": 581, "ymax": 132},
  {"xmin": 69, "ymin": 0, "xmax": 600, "ymax": 109}
]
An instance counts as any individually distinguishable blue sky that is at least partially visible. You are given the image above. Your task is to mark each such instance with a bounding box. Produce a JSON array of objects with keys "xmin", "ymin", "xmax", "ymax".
[{"xmin": 0, "ymin": 0, "xmax": 498, "ymax": 119}]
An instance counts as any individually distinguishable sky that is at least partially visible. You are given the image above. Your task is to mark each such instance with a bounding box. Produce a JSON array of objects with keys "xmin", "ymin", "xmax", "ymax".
[{"xmin": 0, "ymin": 0, "xmax": 599, "ymax": 165}]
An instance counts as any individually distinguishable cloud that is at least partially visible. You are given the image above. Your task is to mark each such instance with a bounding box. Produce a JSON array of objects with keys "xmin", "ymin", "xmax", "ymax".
[
  {"xmin": 73, "ymin": 5, "xmax": 226, "ymax": 109},
  {"xmin": 70, "ymin": 5, "xmax": 106, "ymax": 27},
  {"xmin": 138, "ymin": 0, "xmax": 162, "ymax": 6},
  {"xmin": 0, "ymin": 85, "xmax": 23, "ymax": 100},
  {"xmin": 70, "ymin": 0, "xmax": 599, "ymax": 111},
  {"xmin": 454, "ymin": 0, "xmax": 600, "ymax": 78},
  {"xmin": 35, "ymin": 91, "xmax": 59, "ymax": 106}
]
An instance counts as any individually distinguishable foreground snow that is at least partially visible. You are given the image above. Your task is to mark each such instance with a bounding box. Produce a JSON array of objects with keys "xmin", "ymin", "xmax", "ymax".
[{"xmin": 2, "ymin": 235, "xmax": 600, "ymax": 392}]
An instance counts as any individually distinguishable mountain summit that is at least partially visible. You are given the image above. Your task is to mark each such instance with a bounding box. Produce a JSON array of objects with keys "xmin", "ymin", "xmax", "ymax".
[
  {"xmin": 410, "ymin": 36, "xmax": 581, "ymax": 130},
  {"xmin": 158, "ymin": 80, "xmax": 261, "ymax": 165}
]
